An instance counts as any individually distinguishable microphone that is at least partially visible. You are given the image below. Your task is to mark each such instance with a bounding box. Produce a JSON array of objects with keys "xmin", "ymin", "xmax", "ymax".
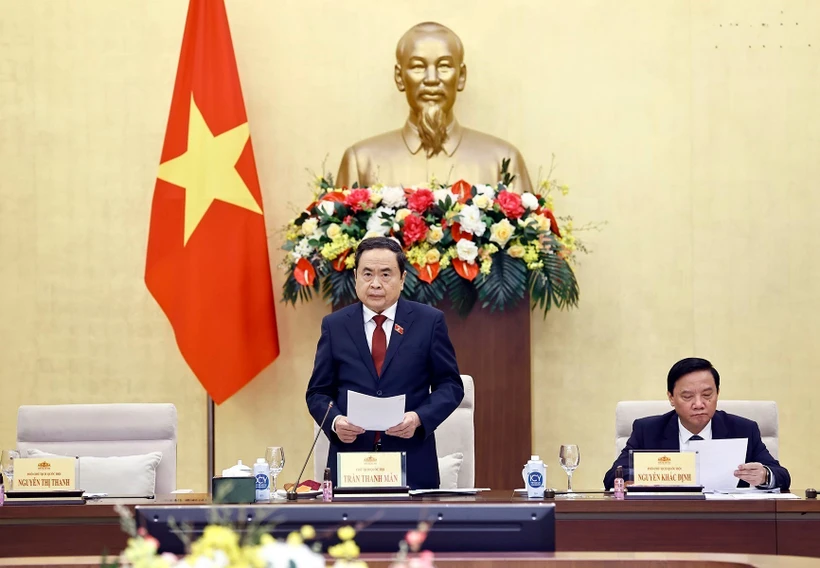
[{"xmin": 287, "ymin": 401, "xmax": 333, "ymax": 501}]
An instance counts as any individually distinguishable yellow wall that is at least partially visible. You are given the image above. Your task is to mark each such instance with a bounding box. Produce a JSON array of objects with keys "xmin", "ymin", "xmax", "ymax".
[{"xmin": 1, "ymin": 0, "xmax": 818, "ymax": 493}]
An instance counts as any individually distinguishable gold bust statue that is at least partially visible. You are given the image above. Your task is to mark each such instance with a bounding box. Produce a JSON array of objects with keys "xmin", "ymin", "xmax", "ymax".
[{"xmin": 336, "ymin": 22, "xmax": 533, "ymax": 194}]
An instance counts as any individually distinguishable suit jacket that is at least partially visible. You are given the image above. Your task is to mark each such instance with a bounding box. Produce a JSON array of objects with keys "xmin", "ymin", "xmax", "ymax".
[
  {"xmin": 603, "ymin": 410, "xmax": 790, "ymax": 491},
  {"xmin": 306, "ymin": 299, "xmax": 464, "ymax": 489}
]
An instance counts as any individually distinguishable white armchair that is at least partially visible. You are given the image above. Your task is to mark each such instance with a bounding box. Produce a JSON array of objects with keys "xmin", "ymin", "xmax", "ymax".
[
  {"xmin": 313, "ymin": 374, "xmax": 475, "ymax": 488},
  {"xmin": 615, "ymin": 400, "xmax": 779, "ymax": 458},
  {"xmin": 16, "ymin": 403, "xmax": 178, "ymax": 494}
]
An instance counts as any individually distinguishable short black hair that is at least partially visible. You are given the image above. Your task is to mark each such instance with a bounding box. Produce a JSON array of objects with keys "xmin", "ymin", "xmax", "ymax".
[
  {"xmin": 667, "ymin": 357, "xmax": 720, "ymax": 394},
  {"xmin": 354, "ymin": 236, "xmax": 406, "ymax": 275}
]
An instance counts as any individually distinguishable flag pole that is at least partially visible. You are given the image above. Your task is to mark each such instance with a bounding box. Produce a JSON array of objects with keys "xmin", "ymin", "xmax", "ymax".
[{"xmin": 207, "ymin": 395, "xmax": 215, "ymax": 494}]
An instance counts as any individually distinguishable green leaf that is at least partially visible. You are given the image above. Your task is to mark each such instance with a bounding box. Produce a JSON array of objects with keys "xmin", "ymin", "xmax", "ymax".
[
  {"xmin": 441, "ymin": 266, "xmax": 478, "ymax": 317},
  {"xmin": 322, "ymin": 267, "xmax": 357, "ymax": 309},
  {"xmin": 475, "ymin": 252, "xmax": 527, "ymax": 312},
  {"xmin": 528, "ymin": 252, "xmax": 579, "ymax": 318}
]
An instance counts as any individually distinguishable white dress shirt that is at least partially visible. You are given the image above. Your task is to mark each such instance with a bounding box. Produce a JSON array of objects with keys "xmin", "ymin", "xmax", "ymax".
[
  {"xmin": 678, "ymin": 417, "xmax": 774, "ymax": 488},
  {"xmin": 332, "ymin": 301, "xmax": 399, "ymax": 433}
]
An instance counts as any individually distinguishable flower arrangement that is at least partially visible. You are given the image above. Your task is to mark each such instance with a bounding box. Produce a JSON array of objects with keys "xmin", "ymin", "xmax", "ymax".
[
  {"xmin": 281, "ymin": 160, "xmax": 583, "ymax": 317},
  {"xmin": 110, "ymin": 504, "xmax": 435, "ymax": 568}
]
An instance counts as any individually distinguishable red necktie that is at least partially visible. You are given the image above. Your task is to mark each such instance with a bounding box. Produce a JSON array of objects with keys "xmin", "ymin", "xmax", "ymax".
[
  {"xmin": 372, "ymin": 315, "xmax": 387, "ymax": 376},
  {"xmin": 371, "ymin": 314, "xmax": 387, "ymax": 449}
]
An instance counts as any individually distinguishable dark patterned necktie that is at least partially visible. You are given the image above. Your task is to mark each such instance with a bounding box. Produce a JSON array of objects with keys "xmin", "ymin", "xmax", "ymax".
[
  {"xmin": 689, "ymin": 435, "xmax": 704, "ymax": 441},
  {"xmin": 372, "ymin": 315, "xmax": 387, "ymax": 376}
]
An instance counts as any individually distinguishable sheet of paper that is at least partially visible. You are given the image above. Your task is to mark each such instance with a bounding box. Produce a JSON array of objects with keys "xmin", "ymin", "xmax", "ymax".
[
  {"xmin": 687, "ymin": 438, "xmax": 748, "ymax": 491},
  {"xmin": 705, "ymin": 492, "xmax": 800, "ymax": 500},
  {"xmin": 347, "ymin": 391, "xmax": 405, "ymax": 431},
  {"xmin": 409, "ymin": 488, "xmax": 491, "ymax": 495}
]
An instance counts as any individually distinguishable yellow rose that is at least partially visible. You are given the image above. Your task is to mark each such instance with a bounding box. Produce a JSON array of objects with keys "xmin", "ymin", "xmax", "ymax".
[
  {"xmin": 508, "ymin": 244, "xmax": 526, "ymax": 258},
  {"xmin": 533, "ymin": 214, "xmax": 549, "ymax": 233},
  {"xmin": 395, "ymin": 208, "xmax": 412, "ymax": 222},
  {"xmin": 369, "ymin": 192, "xmax": 383, "ymax": 205},
  {"xmin": 301, "ymin": 218, "xmax": 318, "ymax": 236},
  {"xmin": 489, "ymin": 219, "xmax": 514, "ymax": 247},
  {"xmin": 326, "ymin": 223, "xmax": 342, "ymax": 239},
  {"xmin": 427, "ymin": 225, "xmax": 444, "ymax": 244},
  {"xmin": 473, "ymin": 194, "xmax": 491, "ymax": 210},
  {"xmin": 425, "ymin": 249, "xmax": 441, "ymax": 264}
]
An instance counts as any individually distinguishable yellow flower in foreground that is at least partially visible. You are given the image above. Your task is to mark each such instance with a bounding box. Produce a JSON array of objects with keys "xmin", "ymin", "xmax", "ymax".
[
  {"xmin": 300, "ymin": 525, "xmax": 316, "ymax": 540},
  {"xmin": 425, "ymin": 249, "xmax": 441, "ymax": 264},
  {"xmin": 286, "ymin": 531, "xmax": 303, "ymax": 546},
  {"xmin": 426, "ymin": 225, "xmax": 444, "ymax": 244},
  {"xmin": 337, "ymin": 526, "xmax": 356, "ymax": 542},
  {"xmin": 329, "ymin": 539, "xmax": 360, "ymax": 559}
]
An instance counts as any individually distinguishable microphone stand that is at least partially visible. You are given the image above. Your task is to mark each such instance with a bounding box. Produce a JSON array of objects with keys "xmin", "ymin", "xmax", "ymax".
[{"xmin": 288, "ymin": 402, "xmax": 334, "ymax": 501}]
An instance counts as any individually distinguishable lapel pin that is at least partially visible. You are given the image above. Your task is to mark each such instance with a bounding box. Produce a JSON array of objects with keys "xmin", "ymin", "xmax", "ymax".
[{"xmin": 394, "ymin": 324, "xmax": 404, "ymax": 335}]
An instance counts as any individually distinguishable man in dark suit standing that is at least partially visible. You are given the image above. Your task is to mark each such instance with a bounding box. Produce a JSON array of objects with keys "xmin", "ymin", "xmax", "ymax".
[
  {"xmin": 603, "ymin": 358, "xmax": 790, "ymax": 491},
  {"xmin": 306, "ymin": 237, "xmax": 464, "ymax": 489}
]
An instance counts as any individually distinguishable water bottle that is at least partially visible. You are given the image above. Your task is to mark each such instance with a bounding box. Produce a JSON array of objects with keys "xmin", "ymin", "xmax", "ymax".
[
  {"xmin": 522, "ymin": 455, "xmax": 547, "ymax": 498},
  {"xmin": 253, "ymin": 458, "xmax": 271, "ymax": 502}
]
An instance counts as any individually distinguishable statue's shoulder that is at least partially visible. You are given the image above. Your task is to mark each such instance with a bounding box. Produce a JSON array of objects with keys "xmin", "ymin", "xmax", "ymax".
[
  {"xmin": 460, "ymin": 127, "xmax": 525, "ymax": 157},
  {"xmin": 343, "ymin": 129, "xmax": 405, "ymax": 157}
]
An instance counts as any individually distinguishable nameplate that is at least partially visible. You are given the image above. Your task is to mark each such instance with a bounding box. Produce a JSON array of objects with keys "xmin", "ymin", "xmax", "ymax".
[
  {"xmin": 337, "ymin": 451, "xmax": 406, "ymax": 488},
  {"xmin": 631, "ymin": 451, "xmax": 698, "ymax": 486},
  {"xmin": 12, "ymin": 457, "xmax": 78, "ymax": 491}
]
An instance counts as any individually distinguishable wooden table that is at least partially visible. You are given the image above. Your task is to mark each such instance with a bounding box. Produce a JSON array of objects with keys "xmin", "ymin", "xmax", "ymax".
[
  {"xmin": 2, "ymin": 492, "xmax": 819, "ymax": 559},
  {"xmin": 1, "ymin": 553, "xmax": 820, "ymax": 568}
]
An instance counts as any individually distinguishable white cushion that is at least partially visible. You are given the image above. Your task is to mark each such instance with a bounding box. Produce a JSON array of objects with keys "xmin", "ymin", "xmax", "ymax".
[
  {"xmin": 27, "ymin": 449, "xmax": 162, "ymax": 496},
  {"xmin": 16, "ymin": 403, "xmax": 177, "ymax": 494},
  {"xmin": 437, "ymin": 452, "xmax": 464, "ymax": 490}
]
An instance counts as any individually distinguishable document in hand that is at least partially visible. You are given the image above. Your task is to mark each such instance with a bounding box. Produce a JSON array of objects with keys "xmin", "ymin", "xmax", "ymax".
[
  {"xmin": 347, "ymin": 391, "xmax": 406, "ymax": 431},
  {"xmin": 687, "ymin": 438, "xmax": 748, "ymax": 491}
]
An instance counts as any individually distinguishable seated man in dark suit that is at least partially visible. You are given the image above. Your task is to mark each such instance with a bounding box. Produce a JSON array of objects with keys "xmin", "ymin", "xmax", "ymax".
[{"xmin": 604, "ymin": 357, "xmax": 790, "ymax": 491}]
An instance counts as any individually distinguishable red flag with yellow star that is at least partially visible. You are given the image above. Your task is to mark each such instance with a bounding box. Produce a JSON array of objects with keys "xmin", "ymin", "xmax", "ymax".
[{"xmin": 145, "ymin": 0, "xmax": 279, "ymax": 404}]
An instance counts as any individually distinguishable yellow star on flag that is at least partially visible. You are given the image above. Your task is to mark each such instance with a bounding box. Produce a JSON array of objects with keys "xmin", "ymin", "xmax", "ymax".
[{"xmin": 157, "ymin": 95, "xmax": 262, "ymax": 245}]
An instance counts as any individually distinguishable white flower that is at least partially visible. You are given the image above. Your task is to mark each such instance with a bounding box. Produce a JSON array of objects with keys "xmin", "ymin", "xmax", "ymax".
[
  {"xmin": 457, "ymin": 204, "xmax": 486, "ymax": 237},
  {"xmin": 366, "ymin": 206, "xmax": 394, "ymax": 236},
  {"xmin": 317, "ymin": 201, "xmax": 336, "ymax": 216},
  {"xmin": 301, "ymin": 218, "xmax": 318, "ymax": 236},
  {"xmin": 473, "ymin": 194, "xmax": 491, "ymax": 210},
  {"xmin": 521, "ymin": 192, "xmax": 539, "ymax": 210},
  {"xmin": 433, "ymin": 189, "xmax": 453, "ymax": 207},
  {"xmin": 456, "ymin": 239, "xmax": 478, "ymax": 263},
  {"xmin": 381, "ymin": 186, "xmax": 406, "ymax": 208},
  {"xmin": 475, "ymin": 184, "xmax": 496, "ymax": 197},
  {"xmin": 292, "ymin": 237, "xmax": 313, "ymax": 259}
]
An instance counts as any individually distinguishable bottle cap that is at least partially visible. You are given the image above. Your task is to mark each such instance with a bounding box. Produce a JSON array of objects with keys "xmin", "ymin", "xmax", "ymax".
[
  {"xmin": 324, "ymin": 467, "xmax": 331, "ymax": 480},
  {"xmin": 531, "ymin": 455, "xmax": 540, "ymax": 461},
  {"xmin": 616, "ymin": 465, "xmax": 624, "ymax": 478},
  {"xmin": 257, "ymin": 458, "xmax": 266, "ymax": 464}
]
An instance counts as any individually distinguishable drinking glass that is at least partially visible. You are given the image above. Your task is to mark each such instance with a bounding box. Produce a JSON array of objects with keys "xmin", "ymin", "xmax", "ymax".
[
  {"xmin": 559, "ymin": 444, "xmax": 580, "ymax": 493},
  {"xmin": 265, "ymin": 446, "xmax": 285, "ymax": 496},
  {"xmin": 1, "ymin": 450, "xmax": 20, "ymax": 486}
]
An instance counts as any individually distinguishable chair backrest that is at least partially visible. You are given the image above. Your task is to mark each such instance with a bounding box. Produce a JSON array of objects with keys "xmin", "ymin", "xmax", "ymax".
[
  {"xmin": 313, "ymin": 375, "xmax": 475, "ymax": 487},
  {"xmin": 614, "ymin": 400, "xmax": 779, "ymax": 459},
  {"xmin": 16, "ymin": 403, "xmax": 178, "ymax": 493}
]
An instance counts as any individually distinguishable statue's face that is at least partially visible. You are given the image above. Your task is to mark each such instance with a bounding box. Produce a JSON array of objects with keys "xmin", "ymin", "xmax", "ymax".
[{"xmin": 395, "ymin": 32, "xmax": 466, "ymax": 117}]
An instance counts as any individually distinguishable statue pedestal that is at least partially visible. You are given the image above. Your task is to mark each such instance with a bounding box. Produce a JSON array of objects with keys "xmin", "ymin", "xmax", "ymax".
[{"xmin": 441, "ymin": 299, "xmax": 532, "ymax": 490}]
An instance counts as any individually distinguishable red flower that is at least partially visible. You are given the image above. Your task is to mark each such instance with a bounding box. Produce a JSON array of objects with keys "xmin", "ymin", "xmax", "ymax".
[
  {"xmin": 413, "ymin": 262, "xmax": 440, "ymax": 284},
  {"xmin": 343, "ymin": 215, "xmax": 353, "ymax": 225},
  {"xmin": 294, "ymin": 258, "xmax": 316, "ymax": 286},
  {"xmin": 402, "ymin": 214, "xmax": 428, "ymax": 246},
  {"xmin": 449, "ymin": 222, "xmax": 471, "ymax": 242},
  {"xmin": 496, "ymin": 190, "xmax": 525, "ymax": 219},
  {"xmin": 451, "ymin": 179, "xmax": 472, "ymax": 204},
  {"xmin": 407, "ymin": 188, "xmax": 435, "ymax": 214},
  {"xmin": 451, "ymin": 258, "xmax": 479, "ymax": 281},
  {"xmin": 344, "ymin": 188, "xmax": 371, "ymax": 212}
]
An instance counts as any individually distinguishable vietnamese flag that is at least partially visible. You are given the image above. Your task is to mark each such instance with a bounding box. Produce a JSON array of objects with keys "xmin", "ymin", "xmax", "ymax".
[{"xmin": 145, "ymin": 0, "xmax": 279, "ymax": 404}]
